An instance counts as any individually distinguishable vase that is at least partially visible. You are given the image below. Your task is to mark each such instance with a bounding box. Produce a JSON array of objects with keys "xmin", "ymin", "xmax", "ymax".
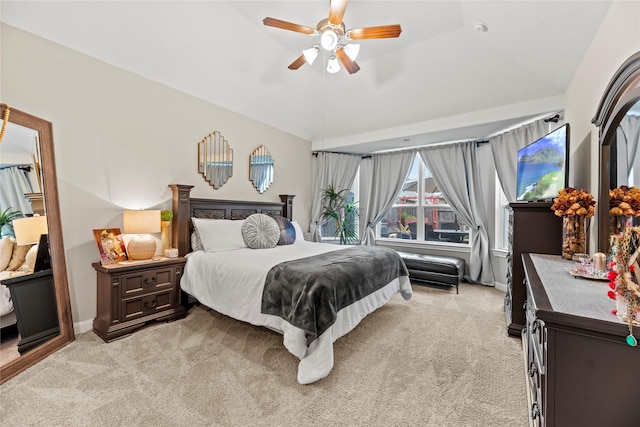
[
  {"xmin": 161, "ymin": 220, "xmax": 172, "ymax": 252},
  {"xmin": 562, "ymin": 215, "xmax": 587, "ymax": 260},
  {"xmin": 610, "ymin": 215, "xmax": 629, "ymax": 238}
]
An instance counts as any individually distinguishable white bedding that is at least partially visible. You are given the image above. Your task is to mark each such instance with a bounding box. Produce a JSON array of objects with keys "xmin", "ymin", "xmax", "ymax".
[{"xmin": 180, "ymin": 241, "xmax": 412, "ymax": 384}]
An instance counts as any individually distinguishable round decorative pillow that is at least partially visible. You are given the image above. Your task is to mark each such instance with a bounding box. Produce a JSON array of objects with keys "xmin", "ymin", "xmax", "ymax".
[
  {"xmin": 241, "ymin": 214, "xmax": 280, "ymax": 249},
  {"xmin": 273, "ymin": 215, "xmax": 296, "ymax": 245}
]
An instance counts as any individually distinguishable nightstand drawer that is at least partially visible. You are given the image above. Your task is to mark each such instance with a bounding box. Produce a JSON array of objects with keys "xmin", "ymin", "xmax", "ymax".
[
  {"xmin": 120, "ymin": 267, "xmax": 173, "ymax": 297},
  {"xmin": 122, "ymin": 288, "xmax": 174, "ymax": 321}
]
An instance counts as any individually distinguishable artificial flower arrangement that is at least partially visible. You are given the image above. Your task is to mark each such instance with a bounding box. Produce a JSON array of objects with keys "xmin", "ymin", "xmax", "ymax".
[
  {"xmin": 607, "ymin": 227, "xmax": 640, "ymax": 346},
  {"xmin": 609, "ymin": 185, "xmax": 640, "ymax": 216},
  {"xmin": 550, "ymin": 187, "xmax": 596, "ymax": 217}
]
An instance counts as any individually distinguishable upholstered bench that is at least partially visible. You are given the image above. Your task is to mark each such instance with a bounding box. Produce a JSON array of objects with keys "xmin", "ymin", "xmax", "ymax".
[{"xmin": 397, "ymin": 251, "xmax": 465, "ymax": 294}]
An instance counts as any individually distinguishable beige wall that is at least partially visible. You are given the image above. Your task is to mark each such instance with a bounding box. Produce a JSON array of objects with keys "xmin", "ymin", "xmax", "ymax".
[
  {"xmin": 1, "ymin": 24, "xmax": 312, "ymax": 330},
  {"xmin": 564, "ymin": 0, "xmax": 640, "ymax": 252}
]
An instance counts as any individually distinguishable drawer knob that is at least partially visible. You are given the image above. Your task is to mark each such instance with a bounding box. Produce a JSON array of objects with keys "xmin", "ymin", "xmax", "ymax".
[
  {"xmin": 143, "ymin": 276, "xmax": 158, "ymax": 286},
  {"xmin": 143, "ymin": 299, "xmax": 157, "ymax": 309},
  {"xmin": 532, "ymin": 320, "xmax": 539, "ymax": 333},
  {"xmin": 531, "ymin": 403, "xmax": 540, "ymax": 420}
]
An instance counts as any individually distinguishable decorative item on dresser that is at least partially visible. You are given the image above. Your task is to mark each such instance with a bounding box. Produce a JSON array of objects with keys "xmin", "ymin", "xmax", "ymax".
[
  {"xmin": 549, "ymin": 187, "xmax": 596, "ymax": 260},
  {"xmin": 522, "ymin": 253, "xmax": 639, "ymax": 426},
  {"xmin": 92, "ymin": 257, "xmax": 187, "ymax": 342},
  {"xmin": 504, "ymin": 202, "xmax": 562, "ymax": 337}
]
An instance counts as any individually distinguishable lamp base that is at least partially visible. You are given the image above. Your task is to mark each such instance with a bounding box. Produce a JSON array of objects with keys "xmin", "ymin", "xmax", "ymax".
[{"xmin": 127, "ymin": 234, "xmax": 156, "ymax": 260}]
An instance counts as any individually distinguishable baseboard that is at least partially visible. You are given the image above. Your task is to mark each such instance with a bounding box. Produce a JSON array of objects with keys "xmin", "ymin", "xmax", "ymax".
[
  {"xmin": 74, "ymin": 319, "xmax": 93, "ymax": 335},
  {"xmin": 494, "ymin": 281, "xmax": 507, "ymax": 293}
]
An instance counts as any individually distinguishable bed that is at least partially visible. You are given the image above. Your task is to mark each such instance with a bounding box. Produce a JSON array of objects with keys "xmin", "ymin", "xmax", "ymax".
[{"xmin": 170, "ymin": 185, "xmax": 412, "ymax": 384}]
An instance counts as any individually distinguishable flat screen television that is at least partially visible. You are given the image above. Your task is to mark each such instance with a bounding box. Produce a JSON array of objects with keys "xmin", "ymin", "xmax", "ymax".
[{"xmin": 516, "ymin": 123, "xmax": 570, "ymax": 202}]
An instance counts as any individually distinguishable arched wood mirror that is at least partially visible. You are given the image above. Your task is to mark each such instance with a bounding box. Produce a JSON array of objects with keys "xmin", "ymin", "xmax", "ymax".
[
  {"xmin": 594, "ymin": 51, "xmax": 640, "ymax": 252},
  {"xmin": 0, "ymin": 105, "xmax": 74, "ymax": 383}
]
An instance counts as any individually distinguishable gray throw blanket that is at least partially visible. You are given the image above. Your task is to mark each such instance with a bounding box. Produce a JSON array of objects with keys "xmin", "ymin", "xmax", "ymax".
[{"xmin": 261, "ymin": 246, "xmax": 409, "ymax": 345}]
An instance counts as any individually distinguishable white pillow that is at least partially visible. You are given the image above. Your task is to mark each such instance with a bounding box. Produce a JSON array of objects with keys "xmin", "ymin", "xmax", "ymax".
[
  {"xmin": 0, "ymin": 237, "xmax": 14, "ymax": 271},
  {"xmin": 292, "ymin": 221, "xmax": 306, "ymax": 243},
  {"xmin": 192, "ymin": 218, "xmax": 247, "ymax": 253},
  {"xmin": 241, "ymin": 214, "xmax": 280, "ymax": 249},
  {"xmin": 19, "ymin": 244, "xmax": 39, "ymax": 273}
]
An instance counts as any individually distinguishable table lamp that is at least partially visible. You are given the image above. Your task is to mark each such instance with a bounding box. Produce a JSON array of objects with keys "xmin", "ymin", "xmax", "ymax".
[
  {"xmin": 123, "ymin": 210, "xmax": 160, "ymax": 260},
  {"xmin": 13, "ymin": 215, "xmax": 48, "ymax": 246}
]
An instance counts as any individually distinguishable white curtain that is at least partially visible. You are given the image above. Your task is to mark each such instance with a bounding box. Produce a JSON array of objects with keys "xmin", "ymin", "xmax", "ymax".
[
  {"xmin": 0, "ymin": 166, "xmax": 34, "ymax": 216},
  {"xmin": 361, "ymin": 150, "xmax": 415, "ymax": 246},
  {"xmin": 419, "ymin": 142, "xmax": 494, "ymax": 284},
  {"xmin": 310, "ymin": 152, "xmax": 361, "ymax": 242},
  {"xmin": 490, "ymin": 118, "xmax": 550, "ymax": 202},
  {"xmin": 618, "ymin": 114, "xmax": 640, "ymax": 182}
]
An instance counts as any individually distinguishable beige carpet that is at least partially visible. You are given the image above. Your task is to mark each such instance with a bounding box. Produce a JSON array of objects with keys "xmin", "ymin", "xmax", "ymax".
[{"xmin": 0, "ymin": 284, "xmax": 528, "ymax": 426}]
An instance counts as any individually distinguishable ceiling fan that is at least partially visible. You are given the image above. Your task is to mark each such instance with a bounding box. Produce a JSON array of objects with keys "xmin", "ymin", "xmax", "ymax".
[{"xmin": 263, "ymin": 0, "xmax": 402, "ymax": 75}]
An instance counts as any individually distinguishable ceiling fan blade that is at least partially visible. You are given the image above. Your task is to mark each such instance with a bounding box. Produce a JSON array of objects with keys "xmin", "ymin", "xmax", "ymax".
[
  {"xmin": 348, "ymin": 25, "xmax": 402, "ymax": 40},
  {"xmin": 335, "ymin": 48, "xmax": 360, "ymax": 74},
  {"xmin": 263, "ymin": 17, "xmax": 316, "ymax": 35},
  {"xmin": 288, "ymin": 54, "xmax": 307, "ymax": 70},
  {"xmin": 328, "ymin": 0, "xmax": 349, "ymax": 26}
]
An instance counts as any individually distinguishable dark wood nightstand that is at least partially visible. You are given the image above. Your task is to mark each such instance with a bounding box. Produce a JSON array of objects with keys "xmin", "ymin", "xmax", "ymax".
[
  {"xmin": 92, "ymin": 257, "xmax": 187, "ymax": 342},
  {"xmin": 1, "ymin": 269, "xmax": 60, "ymax": 354}
]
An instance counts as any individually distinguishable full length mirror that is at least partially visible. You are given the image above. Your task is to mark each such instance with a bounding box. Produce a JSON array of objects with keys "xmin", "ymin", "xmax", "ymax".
[
  {"xmin": 0, "ymin": 105, "xmax": 74, "ymax": 383},
  {"xmin": 595, "ymin": 51, "xmax": 640, "ymax": 252}
]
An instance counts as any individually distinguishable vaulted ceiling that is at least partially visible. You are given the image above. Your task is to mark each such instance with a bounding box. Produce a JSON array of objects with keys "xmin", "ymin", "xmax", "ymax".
[{"xmin": 1, "ymin": 1, "xmax": 612, "ymax": 152}]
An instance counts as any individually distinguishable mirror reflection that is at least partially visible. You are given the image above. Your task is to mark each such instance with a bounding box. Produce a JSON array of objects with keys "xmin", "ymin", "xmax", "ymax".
[
  {"xmin": 249, "ymin": 145, "xmax": 274, "ymax": 194},
  {"xmin": 0, "ymin": 121, "xmax": 56, "ymax": 368},
  {"xmin": 611, "ymin": 100, "xmax": 640, "ymax": 189},
  {"xmin": 198, "ymin": 130, "xmax": 233, "ymax": 189}
]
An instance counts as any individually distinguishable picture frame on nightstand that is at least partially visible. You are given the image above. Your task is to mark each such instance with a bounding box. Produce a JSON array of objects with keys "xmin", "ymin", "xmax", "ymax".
[{"xmin": 93, "ymin": 228, "xmax": 128, "ymax": 265}]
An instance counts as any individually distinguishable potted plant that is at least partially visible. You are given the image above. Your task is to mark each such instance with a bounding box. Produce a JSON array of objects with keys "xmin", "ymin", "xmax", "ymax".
[
  {"xmin": 0, "ymin": 206, "xmax": 23, "ymax": 238},
  {"xmin": 321, "ymin": 184, "xmax": 359, "ymax": 245},
  {"xmin": 160, "ymin": 209, "xmax": 173, "ymax": 251}
]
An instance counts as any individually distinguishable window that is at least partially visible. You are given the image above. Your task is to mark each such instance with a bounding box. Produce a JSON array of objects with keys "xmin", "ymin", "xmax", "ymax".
[
  {"xmin": 494, "ymin": 172, "xmax": 509, "ymax": 251},
  {"xmin": 378, "ymin": 154, "xmax": 470, "ymax": 245},
  {"xmin": 320, "ymin": 169, "xmax": 360, "ymax": 242}
]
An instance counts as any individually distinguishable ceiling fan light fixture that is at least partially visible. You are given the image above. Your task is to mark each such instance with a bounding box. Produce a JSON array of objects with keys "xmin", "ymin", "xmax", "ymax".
[
  {"xmin": 343, "ymin": 43, "xmax": 360, "ymax": 61},
  {"xmin": 327, "ymin": 56, "xmax": 341, "ymax": 73},
  {"xmin": 303, "ymin": 46, "xmax": 319, "ymax": 65},
  {"xmin": 320, "ymin": 30, "xmax": 339, "ymax": 51}
]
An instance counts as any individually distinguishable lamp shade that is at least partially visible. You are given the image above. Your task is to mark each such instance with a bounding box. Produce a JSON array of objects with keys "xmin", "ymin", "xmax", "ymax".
[
  {"xmin": 123, "ymin": 210, "xmax": 161, "ymax": 234},
  {"xmin": 13, "ymin": 215, "xmax": 48, "ymax": 246},
  {"xmin": 123, "ymin": 210, "xmax": 160, "ymax": 260},
  {"xmin": 327, "ymin": 56, "xmax": 340, "ymax": 73},
  {"xmin": 303, "ymin": 46, "xmax": 319, "ymax": 65}
]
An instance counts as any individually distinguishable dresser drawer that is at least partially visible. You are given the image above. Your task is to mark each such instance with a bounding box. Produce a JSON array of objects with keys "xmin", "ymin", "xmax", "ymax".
[
  {"xmin": 120, "ymin": 266, "xmax": 174, "ymax": 297},
  {"xmin": 122, "ymin": 288, "xmax": 174, "ymax": 321}
]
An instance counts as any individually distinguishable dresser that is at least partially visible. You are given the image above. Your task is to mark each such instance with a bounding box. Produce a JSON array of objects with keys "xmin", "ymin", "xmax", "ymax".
[
  {"xmin": 522, "ymin": 253, "xmax": 640, "ymax": 427},
  {"xmin": 92, "ymin": 257, "xmax": 187, "ymax": 342},
  {"xmin": 505, "ymin": 202, "xmax": 562, "ymax": 336}
]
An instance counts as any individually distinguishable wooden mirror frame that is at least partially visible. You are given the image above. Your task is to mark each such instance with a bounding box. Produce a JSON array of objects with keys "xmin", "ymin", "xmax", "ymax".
[
  {"xmin": 593, "ymin": 51, "xmax": 640, "ymax": 252},
  {"xmin": 0, "ymin": 105, "xmax": 75, "ymax": 383}
]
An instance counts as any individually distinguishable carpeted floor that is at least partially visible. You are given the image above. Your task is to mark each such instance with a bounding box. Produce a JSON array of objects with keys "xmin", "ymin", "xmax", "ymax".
[{"xmin": 0, "ymin": 283, "xmax": 528, "ymax": 426}]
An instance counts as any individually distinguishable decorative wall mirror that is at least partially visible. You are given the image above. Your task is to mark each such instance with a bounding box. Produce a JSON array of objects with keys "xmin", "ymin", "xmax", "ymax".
[
  {"xmin": 249, "ymin": 145, "xmax": 274, "ymax": 194},
  {"xmin": 0, "ymin": 105, "xmax": 74, "ymax": 383},
  {"xmin": 594, "ymin": 51, "xmax": 640, "ymax": 252},
  {"xmin": 198, "ymin": 130, "xmax": 233, "ymax": 189}
]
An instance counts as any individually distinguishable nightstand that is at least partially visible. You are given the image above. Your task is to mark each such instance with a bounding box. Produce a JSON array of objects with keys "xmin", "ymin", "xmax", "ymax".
[
  {"xmin": 1, "ymin": 269, "xmax": 59, "ymax": 354},
  {"xmin": 92, "ymin": 257, "xmax": 187, "ymax": 342}
]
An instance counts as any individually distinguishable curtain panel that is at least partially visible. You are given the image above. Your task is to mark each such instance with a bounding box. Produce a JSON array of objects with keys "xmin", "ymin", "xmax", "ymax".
[
  {"xmin": 360, "ymin": 150, "xmax": 415, "ymax": 246},
  {"xmin": 0, "ymin": 166, "xmax": 34, "ymax": 217},
  {"xmin": 310, "ymin": 152, "xmax": 361, "ymax": 242},
  {"xmin": 490, "ymin": 118, "xmax": 550, "ymax": 202},
  {"xmin": 419, "ymin": 142, "xmax": 494, "ymax": 284}
]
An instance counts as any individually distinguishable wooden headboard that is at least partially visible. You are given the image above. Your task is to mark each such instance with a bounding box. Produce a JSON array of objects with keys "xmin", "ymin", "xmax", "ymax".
[{"xmin": 169, "ymin": 184, "xmax": 295, "ymax": 256}]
